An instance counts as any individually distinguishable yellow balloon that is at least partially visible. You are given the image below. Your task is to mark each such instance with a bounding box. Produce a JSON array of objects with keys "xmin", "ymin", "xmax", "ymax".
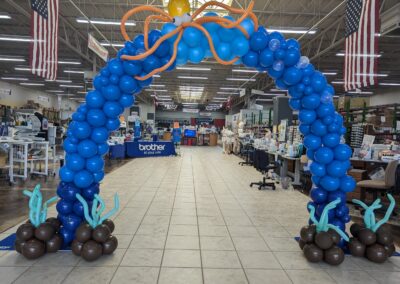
[{"xmin": 168, "ymin": 0, "xmax": 190, "ymax": 17}]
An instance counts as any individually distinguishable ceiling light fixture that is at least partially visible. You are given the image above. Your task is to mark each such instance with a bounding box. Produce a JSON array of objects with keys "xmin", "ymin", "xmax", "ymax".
[
  {"xmin": 145, "ymin": 89, "xmax": 168, "ymax": 92},
  {"xmin": 336, "ymin": 52, "xmax": 382, "ymax": 58},
  {"xmin": 176, "ymin": 66, "xmax": 211, "ymax": 71},
  {"xmin": 0, "ymin": 13, "xmax": 11, "ymax": 19},
  {"xmin": 232, "ymin": 69, "xmax": 259, "ymax": 73},
  {"xmin": 100, "ymin": 42, "xmax": 125, "ymax": 47},
  {"xmin": 45, "ymin": 79, "xmax": 73, "ymax": 83},
  {"xmin": 226, "ymin": 78, "xmax": 256, "ymax": 82},
  {"xmin": 76, "ymin": 17, "xmax": 136, "ymax": 26},
  {"xmin": 46, "ymin": 90, "xmax": 64, "ymax": 93},
  {"xmin": 379, "ymin": 82, "xmax": 400, "ymax": 86},
  {"xmin": 347, "ymin": 91, "xmax": 374, "ymax": 95},
  {"xmin": 0, "ymin": 57, "xmax": 25, "ymax": 62},
  {"xmin": 267, "ymin": 27, "xmax": 316, "ymax": 34},
  {"xmin": 1, "ymin": 77, "xmax": 28, "ymax": 81},
  {"xmin": 256, "ymin": 99, "xmax": 273, "ymax": 102},
  {"xmin": 59, "ymin": 84, "xmax": 84, "ymax": 88},
  {"xmin": 322, "ymin": 72, "xmax": 338, "ymax": 76},
  {"xmin": 220, "ymin": 87, "xmax": 244, "ymax": 91},
  {"xmin": 0, "ymin": 36, "xmax": 35, "ymax": 42},
  {"xmin": 149, "ymin": 84, "xmax": 166, "ymax": 87},
  {"xmin": 216, "ymin": 91, "xmax": 239, "ymax": 95},
  {"xmin": 64, "ymin": 70, "xmax": 85, "ymax": 74},
  {"xmin": 20, "ymin": 82, "xmax": 44, "ymax": 86},
  {"xmin": 354, "ymin": 73, "xmax": 388, "ymax": 77},
  {"xmin": 178, "ymin": 76, "xmax": 208, "ymax": 80},
  {"xmin": 58, "ymin": 60, "xmax": 81, "ymax": 65}
]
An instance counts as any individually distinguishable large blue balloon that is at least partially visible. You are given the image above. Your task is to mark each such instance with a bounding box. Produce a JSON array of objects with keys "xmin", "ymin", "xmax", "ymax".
[
  {"xmin": 299, "ymin": 124, "xmax": 310, "ymax": 135},
  {"xmin": 66, "ymin": 153, "xmax": 85, "ymax": 172},
  {"xmin": 189, "ymin": 46, "xmax": 205, "ymax": 63},
  {"xmin": 322, "ymin": 116, "xmax": 334, "ymax": 125},
  {"xmin": 284, "ymin": 48, "xmax": 300, "ymax": 66},
  {"xmin": 310, "ymin": 120, "xmax": 327, "ymax": 137},
  {"xmin": 78, "ymin": 139, "xmax": 97, "ymax": 158},
  {"xmin": 267, "ymin": 67, "xmax": 284, "ymax": 79},
  {"xmin": 283, "ymin": 67, "xmax": 303, "ymax": 85},
  {"xmin": 239, "ymin": 18, "xmax": 255, "ymax": 37},
  {"xmin": 58, "ymin": 184, "xmax": 80, "ymax": 202},
  {"xmin": 183, "ymin": 27, "xmax": 202, "ymax": 47},
  {"xmin": 119, "ymin": 75, "xmax": 138, "ymax": 93},
  {"xmin": 259, "ymin": 48, "xmax": 274, "ymax": 67},
  {"xmin": 122, "ymin": 61, "xmax": 142, "ymax": 76},
  {"xmin": 311, "ymin": 71, "xmax": 327, "ymax": 92},
  {"xmin": 105, "ymin": 118, "xmax": 121, "ymax": 131},
  {"xmin": 87, "ymin": 109, "xmax": 106, "ymax": 127},
  {"xmin": 218, "ymin": 27, "xmax": 236, "ymax": 42},
  {"xmin": 310, "ymin": 187, "xmax": 328, "ymax": 204},
  {"xmin": 74, "ymin": 170, "xmax": 94, "ymax": 188},
  {"xmin": 108, "ymin": 59, "xmax": 124, "ymax": 76},
  {"xmin": 334, "ymin": 144, "xmax": 352, "ymax": 161},
  {"xmin": 335, "ymin": 204, "xmax": 349, "ymax": 217},
  {"xmin": 97, "ymin": 143, "xmax": 109, "ymax": 156},
  {"xmin": 299, "ymin": 110, "xmax": 317, "ymax": 125},
  {"xmin": 59, "ymin": 227, "xmax": 75, "ymax": 244},
  {"xmin": 133, "ymin": 34, "xmax": 145, "ymax": 49},
  {"xmin": 56, "ymin": 200, "xmax": 73, "ymax": 215},
  {"xmin": 63, "ymin": 138, "xmax": 77, "ymax": 154},
  {"xmin": 303, "ymin": 135, "xmax": 321, "ymax": 150},
  {"xmin": 103, "ymin": 101, "xmax": 123, "ymax": 118},
  {"xmin": 91, "ymin": 127, "xmax": 108, "ymax": 144},
  {"xmin": 322, "ymin": 133, "xmax": 340, "ymax": 148},
  {"xmin": 177, "ymin": 41, "xmax": 189, "ymax": 63},
  {"xmin": 306, "ymin": 149, "xmax": 315, "ymax": 160},
  {"xmin": 310, "ymin": 162, "xmax": 326, "ymax": 176},
  {"xmin": 288, "ymin": 98, "xmax": 301, "ymax": 110},
  {"xmin": 316, "ymin": 103, "xmax": 334, "ymax": 118},
  {"xmin": 59, "ymin": 166, "xmax": 75, "ymax": 182},
  {"xmin": 217, "ymin": 42, "xmax": 232, "ymax": 61},
  {"xmin": 320, "ymin": 176, "xmax": 340, "ymax": 191},
  {"xmin": 72, "ymin": 112, "xmax": 85, "ymax": 122},
  {"xmin": 155, "ymin": 40, "xmax": 170, "ymax": 58},
  {"xmin": 328, "ymin": 191, "xmax": 346, "ymax": 205},
  {"xmin": 143, "ymin": 55, "xmax": 161, "ymax": 73},
  {"xmin": 340, "ymin": 175, "xmax": 356, "ymax": 192},
  {"xmin": 249, "ymin": 31, "xmax": 268, "ymax": 51},
  {"xmin": 109, "ymin": 74, "xmax": 119, "ymax": 85},
  {"xmin": 328, "ymin": 123, "xmax": 341, "ymax": 133},
  {"xmin": 62, "ymin": 214, "xmax": 82, "ymax": 232},
  {"xmin": 161, "ymin": 23, "xmax": 178, "ymax": 43},
  {"xmin": 72, "ymin": 121, "xmax": 91, "ymax": 140},
  {"xmin": 102, "ymin": 85, "xmax": 121, "ymax": 101},
  {"xmin": 242, "ymin": 51, "xmax": 259, "ymax": 67},
  {"xmin": 81, "ymin": 184, "xmax": 99, "ymax": 200},
  {"xmin": 301, "ymin": 94, "xmax": 320, "ymax": 110},
  {"xmin": 119, "ymin": 94, "xmax": 135, "ymax": 108},
  {"xmin": 327, "ymin": 160, "xmax": 347, "ymax": 178},
  {"xmin": 93, "ymin": 171, "xmax": 105, "ymax": 183},
  {"xmin": 314, "ymin": 147, "xmax": 334, "ymax": 164},
  {"xmin": 231, "ymin": 36, "xmax": 249, "ymax": 57},
  {"xmin": 86, "ymin": 156, "xmax": 104, "ymax": 173},
  {"xmin": 86, "ymin": 90, "xmax": 105, "ymax": 109}
]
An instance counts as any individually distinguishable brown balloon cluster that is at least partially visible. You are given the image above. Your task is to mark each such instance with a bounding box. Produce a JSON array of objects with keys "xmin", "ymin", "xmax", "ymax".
[
  {"xmin": 15, "ymin": 217, "xmax": 62, "ymax": 259},
  {"xmin": 71, "ymin": 219, "xmax": 118, "ymax": 261},
  {"xmin": 299, "ymin": 224, "xmax": 345, "ymax": 265},
  {"xmin": 348, "ymin": 223, "xmax": 395, "ymax": 263}
]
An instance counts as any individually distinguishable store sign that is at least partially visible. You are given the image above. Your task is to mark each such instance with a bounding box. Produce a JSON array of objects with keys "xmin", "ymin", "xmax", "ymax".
[
  {"xmin": 88, "ymin": 34, "xmax": 109, "ymax": 62},
  {"xmin": 183, "ymin": 108, "xmax": 199, "ymax": 113},
  {"xmin": 0, "ymin": 88, "xmax": 11, "ymax": 96},
  {"xmin": 239, "ymin": 88, "xmax": 246, "ymax": 97},
  {"xmin": 199, "ymin": 112, "xmax": 212, "ymax": 117},
  {"xmin": 38, "ymin": 96, "xmax": 49, "ymax": 102},
  {"xmin": 126, "ymin": 141, "xmax": 176, "ymax": 158}
]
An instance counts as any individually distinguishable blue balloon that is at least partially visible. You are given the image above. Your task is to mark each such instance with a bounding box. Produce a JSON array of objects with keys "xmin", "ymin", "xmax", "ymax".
[
  {"xmin": 155, "ymin": 40, "xmax": 170, "ymax": 57},
  {"xmin": 316, "ymin": 204, "xmax": 335, "ymax": 219},
  {"xmin": 93, "ymin": 171, "xmax": 105, "ymax": 183},
  {"xmin": 299, "ymin": 124, "xmax": 310, "ymax": 135},
  {"xmin": 299, "ymin": 110, "xmax": 317, "ymax": 125},
  {"xmin": 119, "ymin": 75, "xmax": 138, "ymax": 93},
  {"xmin": 105, "ymin": 118, "xmax": 121, "ymax": 131},
  {"xmin": 93, "ymin": 75, "xmax": 108, "ymax": 90},
  {"xmin": 124, "ymin": 41, "xmax": 136, "ymax": 55},
  {"xmin": 310, "ymin": 162, "xmax": 326, "ymax": 176},
  {"xmin": 81, "ymin": 184, "xmax": 99, "ymax": 200},
  {"xmin": 59, "ymin": 227, "xmax": 75, "ymax": 244},
  {"xmin": 335, "ymin": 204, "xmax": 349, "ymax": 217},
  {"xmin": 97, "ymin": 143, "xmax": 109, "ymax": 156},
  {"xmin": 91, "ymin": 127, "xmax": 108, "ymax": 144},
  {"xmin": 322, "ymin": 133, "xmax": 340, "ymax": 148},
  {"xmin": 302, "ymin": 76, "xmax": 311, "ymax": 86},
  {"xmin": 86, "ymin": 156, "xmax": 104, "ymax": 173},
  {"xmin": 316, "ymin": 103, "xmax": 334, "ymax": 118},
  {"xmin": 284, "ymin": 48, "xmax": 300, "ymax": 66},
  {"xmin": 72, "ymin": 121, "xmax": 91, "ymax": 140},
  {"xmin": 189, "ymin": 46, "xmax": 205, "ymax": 63},
  {"xmin": 334, "ymin": 144, "xmax": 352, "ymax": 161},
  {"xmin": 259, "ymin": 48, "xmax": 274, "ymax": 67},
  {"xmin": 137, "ymin": 73, "xmax": 152, "ymax": 87},
  {"xmin": 143, "ymin": 55, "xmax": 161, "ymax": 73},
  {"xmin": 161, "ymin": 23, "xmax": 178, "ymax": 43},
  {"xmin": 303, "ymin": 135, "xmax": 321, "ymax": 150},
  {"xmin": 328, "ymin": 123, "xmax": 341, "ymax": 133},
  {"xmin": 78, "ymin": 139, "xmax": 97, "ymax": 158},
  {"xmin": 122, "ymin": 61, "xmax": 142, "ymax": 76},
  {"xmin": 327, "ymin": 160, "xmax": 347, "ymax": 178},
  {"xmin": 218, "ymin": 27, "xmax": 236, "ymax": 42},
  {"xmin": 103, "ymin": 101, "xmax": 123, "ymax": 118},
  {"xmin": 62, "ymin": 214, "xmax": 82, "ymax": 232},
  {"xmin": 331, "ymin": 218, "xmax": 345, "ymax": 232},
  {"xmin": 133, "ymin": 34, "xmax": 145, "ymax": 49},
  {"xmin": 301, "ymin": 94, "xmax": 320, "ymax": 110},
  {"xmin": 306, "ymin": 149, "xmax": 315, "ymax": 160},
  {"xmin": 87, "ymin": 109, "xmax": 106, "ymax": 127},
  {"xmin": 119, "ymin": 93, "xmax": 135, "ymax": 108},
  {"xmin": 283, "ymin": 67, "xmax": 303, "ymax": 85},
  {"xmin": 232, "ymin": 36, "xmax": 249, "ymax": 57},
  {"xmin": 341, "ymin": 214, "xmax": 351, "ymax": 223},
  {"xmin": 63, "ymin": 138, "xmax": 77, "ymax": 154},
  {"xmin": 311, "ymin": 72, "xmax": 327, "ymax": 92},
  {"xmin": 328, "ymin": 191, "xmax": 346, "ymax": 205},
  {"xmin": 274, "ymin": 49, "xmax": 286, "ymax": 60},
  {"xmin": 249, "ymin": 31, "xmax": 268, "ymax": 51},
  {"xmin": 59, "ymin": 166, "xmax": 75, "ymax": 182},
  {"xmin": 286, "ymin": 38, "xmax": 300, "ymax": 50},
  {"xmin": 314, "ymin": 147, "xmax": 334, "ymax": 164},
  {"xmin": 108, "ymin": 59, "xmax": 124, "ymax": 76},
  {"xmin": 242, "ymin": 51, "xmax": 259, "ymax": 67},
  {"xmin": 66, "ymin": 154, "xmax": 85, "ymax": 172},
  {"xmin": 73, "ymin": 200, "xmax": 85, "ymax": 217},
  {"xmin": 59, "ymin": 184, "xmax": 80, "ymax": 202},
  {"xmin": 322, "ymin": 115, "xmax": 334, "ymax": 125},
  {"xmin": 288, "ymin": 98, "xmax": 301, "ymax": 110},
  {"xmin": 310, "ymin": 120, "xmax": 327, "ymax": 137},
  {"xmin": 217, "ymin": 42, "xmax": 232, "ymax": 61},
  {"xmin": 303, "ymin": 64, "xmax": 315, "ymax": 76},
  {"xmin": 239, "ymin": 18, "xmax": 255, "ymax": 37},
  {"xmin": 102, "ymin": 85, "xmax": 121, "ymax": 101},
  {"xmin": 340, "ymin": 126, "xmax": 347, "ymax": 135},
  {"xmin": 340, "ymin": 175, "xmax": 356, "ymax": 192},
  {"xmin": 148, "ymin": 29, "xmax": 162, "ymax": 47},
  {"xmin": 74, "ymin": 170, "xmax": 94, "ymax": 188},
  {"xmin": 275, "ymin": 79, "xmax": 288, "ymax": 90},
  {"xmin": 320, "ymin": 175, "xmax": 340, "ymax": 191},
  {"xmin": 86, "ymin": 90, "xmax": 105, "ymax": 109},
  {"xmin": 177, "ymin": 41, "xmax": 189, "ymax": 63},
  {"xmin": 72, "ymin": 112, "xmax": 85, "ymax": 122},
  {"xmin": 100, "ymin": 68, "xmax": 110, "ymax": 77},
  {"xmin": 109, "ymin": 74, "xmax": 120, "ymax": 85},
  {"xmin": 183, "ymin": 27, "xmax": 202, "ymax": 47},
  {"xmin": 56, "ymin": 200, "xmax": 73, "ymax": 215},
  {"xmin": 267, "ymin": 67, "xmax": 284, "ymax": 79},
  {"xmin": 310, "ymin": 187, "xmax": 328, "ymax": 204},
  {"xmin": 311, "ymin": 175, "xmax": 321, "ymax": 186}
]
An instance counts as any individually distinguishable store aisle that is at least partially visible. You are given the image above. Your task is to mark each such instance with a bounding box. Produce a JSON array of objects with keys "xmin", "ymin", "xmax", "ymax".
[{"xmin": 0, "ymin": 147, "xmax": 399, "ymax": 284}]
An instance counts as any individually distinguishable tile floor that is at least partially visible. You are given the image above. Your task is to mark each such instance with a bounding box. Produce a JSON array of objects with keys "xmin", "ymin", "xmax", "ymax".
[{"xmin": 1, "ymin": 146, "xmax": 400, "ymax": 284}]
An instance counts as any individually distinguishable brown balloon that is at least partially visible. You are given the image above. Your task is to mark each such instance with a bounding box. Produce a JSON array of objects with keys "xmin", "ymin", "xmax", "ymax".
[
  {"xmin": 376, "ymin": 229, "xmax": 393, "ymax": 246},
  {"xmin": 350, "ymin": 223, "xmax": 364, "ymax": 238},
  {"xmin": 315, "ymin": 231, "xmax": 333, "ymax": 250},
  {"xmin": 14, "ymin": 238, "xmax": 26, "ymax": 254},
  {"xmin": 324, "ymin": 246, "xmax": 345, "ymax": 265},
  {"xmin": 384, "ymin": 243, "xmax": 395, "ymax": 258},
  {"xmin": 34, "ymin": 223, "xmax": 55, "ymax": 242},
  {"xmin": 299, "ymin": 239, "xmax": 306, "ymax": 250},
  {"xmin": 327, "ymin": 229, "xmax": 340, "ymax": 245},
  {"xmin": 71, "ymin": 240, "xmax": 84, "ymax": 256},
  {"xmin": 81, "ymin": 240, "xmax": 103, "ymax": 261},
  {"xmin": 348, "ymin": 237, "xmax": 366, "ymax": 257},
  {"xmin": 16, "ymin": 223, "xmax": 35, "ymax": 241},
  {"xmin": 300, "ymin": 225, "xmax": 316, "ymax": 243},
  {"xmin": 357, "ymin": 228, "xmax": 377, "ymax": 246},
  {"xmin": 102, "ymin": 219, "xmax": 115, "ymax": 233},
  {"xmin": 303, "ymin": 244, "xmax": 323, "ymax": 263},
  {"xmin": 366, "ymin": 244, "xmax": 388, "ymax": 263},
  {"xmin": 21, "ymin": 239, "xmax": 45, "ymax": 260},
  {"xmin": 92, "ymin": 224, "xmax": 111, "ymax": 243},
  {"xmin": 46, "ymin": 234, "xmax": 62, "ymax": 253},
  {"xmin": 75, "ymin": 223, "xmax": 93, "ymax": 243},
  {"xmin": 46, "ymin": 217, "xmax": 61, "ymax": 232},
  {"xmin": 102, "ymin": 235, "xmax": 118, "ymax": 254}
]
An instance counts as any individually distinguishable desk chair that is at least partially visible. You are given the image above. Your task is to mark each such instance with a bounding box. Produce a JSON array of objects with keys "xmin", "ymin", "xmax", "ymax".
[
  {"xmin": 250, "ymin": 150, "xmax": 277, "ymax": 190},
  {"xmin": 357, "ymin": 160, "xmax": 399, "ymax": 209},
  {"xmin": 239, "ymin": 143, "xmax": 254, "ymax": 166}
]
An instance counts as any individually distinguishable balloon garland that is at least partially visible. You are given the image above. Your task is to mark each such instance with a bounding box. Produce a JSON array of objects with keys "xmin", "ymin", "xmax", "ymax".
[{"xmin": 54, "ymin": 0, "xmax": 357, "ymax": 264}]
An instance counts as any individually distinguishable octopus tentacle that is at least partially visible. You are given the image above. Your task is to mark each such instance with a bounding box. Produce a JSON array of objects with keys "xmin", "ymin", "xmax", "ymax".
[
  {"xmin": 144, "ymin": 15, "xmax": 172, "ymax": 50},
  {"xmin": 121, "ymin": 27, "xmax": 183, "ymax": 61},
  {"xmin": 135, "ymin": 31, "xmax": 183, "ymax": 81}
]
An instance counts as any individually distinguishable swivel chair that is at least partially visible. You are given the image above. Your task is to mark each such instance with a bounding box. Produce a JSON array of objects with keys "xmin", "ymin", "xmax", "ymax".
[
  {"xmin": 250, "ymin": 150, "xmax": 277, "ymax": 190},
  {"xmin": 239, "ymin": 141, "xmax": 254, "ymax": 166}
]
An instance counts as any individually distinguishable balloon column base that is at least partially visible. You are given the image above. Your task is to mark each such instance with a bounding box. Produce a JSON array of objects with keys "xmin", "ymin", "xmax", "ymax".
[
  {"xmin": 71, "ymin": 220, "xmax": 118, "ymax": 262},
  {"xmin": 299, "ymin": 225, "xmax": 345, "ymax": 265},
  {"xmin": 15, "ymin": 218, "xmax": 63, "ymax": 260}
]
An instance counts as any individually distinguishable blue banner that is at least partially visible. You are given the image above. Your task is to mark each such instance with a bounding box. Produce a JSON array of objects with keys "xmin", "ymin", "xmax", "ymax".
[{"xmin": 126, "ymin": 141, "xmax": 176, "ymax": 158}]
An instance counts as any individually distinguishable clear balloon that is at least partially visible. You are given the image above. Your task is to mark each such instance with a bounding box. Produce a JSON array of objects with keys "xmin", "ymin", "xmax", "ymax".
[
  {"xmin": 268, "ymin": 38, "xmax": 280, "ymax": 51},
  {"xmin": 296, "ymin": 56, "xmax": 310, "ymax": 69}
]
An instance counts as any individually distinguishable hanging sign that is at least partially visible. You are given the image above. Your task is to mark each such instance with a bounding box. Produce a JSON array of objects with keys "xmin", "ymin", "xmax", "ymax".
[{"xmin": 88, "ymin": 34, "xmax": 109, "ymax": 62}]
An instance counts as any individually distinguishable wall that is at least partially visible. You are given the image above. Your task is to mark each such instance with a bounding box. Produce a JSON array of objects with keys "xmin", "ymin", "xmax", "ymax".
[{"xmin": 369, "ymin": 88, "xmax": 400, "ymax": 106}]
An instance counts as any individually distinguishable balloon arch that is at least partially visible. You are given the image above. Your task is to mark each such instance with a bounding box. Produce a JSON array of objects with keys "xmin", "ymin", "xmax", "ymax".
[{"xmin": 57, "ymin": 1, "xmax": 355, "ymax": 244}]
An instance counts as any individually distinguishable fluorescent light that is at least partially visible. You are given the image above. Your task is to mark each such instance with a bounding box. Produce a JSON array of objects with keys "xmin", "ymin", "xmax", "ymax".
[
  {"xmin": 77, "ymin": 91, "xmax": 87, "ymax": 94},
  {"xmin": 256, "ymin": 99, "xmax": 273, "ymax": 102},
  {"xmin": 76, "ymin": 17, "xmax": 136, "ymax": 26},
  {"xmin": 379, "ymin": 83, "xmax": 400, "ymax": 86},
  {"xmin": 178, "ymin": 76, "xmax": 208, "ymax": 80},
  {"xmin": 0, "ymin": 13, "xmax": 11, "ymax": 19},
  {"xmin": 213, "ymin": 97, "xmax": 228, "ymax": 100},
  {"xmin": 347, "ymin": 91, "xmax": 373, "ymax": 95},
  {"xmin": 226, "ymin": 78, "xmax": 256, "ymax": 82},
  {"xmin": 336, "ymin": 52, "xmax": 382, "ymax": 58},
  {"xmin": 220, "ymin": 87, "xmax": 243, "ymax": 91},
  {"xmin": 64, "ymin": 70, "xmax": 85, "ymax": 74},
  {"xmin": 355, "ymin": 73, "xmax": 388, "ymax": 77},
  {"xmin": 322, "ymin": 72, "xmax": 337, "ymax": 76},
  {"xmin": 58, "ymin": 60, "xmax": 81, "ymax": 65},
  {"xmin": 259, "ymin": 93, "xmax": 285, "ymax": 96},
  {"xmin": 45, "ymin": 79, "xmax": 72, "ymax": 83},
  {"xmin": 100, "ymin": 42, "xmax": 124, "ymax": 47},
  {"xmin": 182, "ymin": 102, "xmax": 198, "ymax": 105},
  {"xmin": 331, "ymin": 81, "xmax": 344, "ymax": 84},
  {"xmin": 1, "ymin": 77, "xmax": 28, "ymax": 81},
  {"xmin": 15, "ymin": 67, "xmax": 47, "ymax": 72},
  {"xmin": 153, "ymin": 75, "xmax": 161, "ymax": 78},
  {"xmin": 232, "ymin": 69, "xmax": 259, "ymax": 73},
  {"xmin": 270, "ymin": 89, "xmax": 286, "ymax": 92},
  {"xmin": 149, "ymin": 84, "xmax": 166, "ymax": 87},
  {"xmin": 176, "ymin": 66, "xmax": 211, "ymax": 71},
  {"xmin": 0, "ymin": 57, "xmax": 25, "ymax": 62},
  {"xmin": 20, "ymin": 82, "xmax": 44, "ymax": 86},
  {"xmin": 59, "ymin": 84, "xmax": 84, "ymax": 88},
  {"xmin": 157, "ymin": 98, "xmax": 172, "ymax": 101},
  {"xmin": 0, "ymin": 36, "xmax": 35, "ymax": 42},
  {"xmin": 145, "ymin": 89, "xmax": 168, "ymax": 92},
  {"xmin": 157, "ymin": 95, "xmax": 171, "ymax": 98},
  {"xmin": 217, "ymin": 92, "xmax": 239, "ymax": 95},
  {"xmin": 179, "ymin": 86, "xmax": 204, "ymax": 90},
  {"xmin": 46, "ymin": 90, "xmax": 64, "ymax": 93},
  {"xmin": 268, "ymin": 27, "xmax": 316, "ymax": 34}
]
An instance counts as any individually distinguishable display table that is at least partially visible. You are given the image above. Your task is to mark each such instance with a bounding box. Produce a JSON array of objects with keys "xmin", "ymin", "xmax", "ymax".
[{"xmin": 126, "ymin": 141, "xmax": 176, "ymax": 158}]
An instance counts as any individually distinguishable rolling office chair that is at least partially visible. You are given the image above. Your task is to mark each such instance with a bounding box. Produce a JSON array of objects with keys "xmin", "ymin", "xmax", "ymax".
[
  {"xmin": 250, "ymin": 150, "xmax": 277, "ymax": 190},
  {"xmin": 239, "ymin": 141, "xmax": 254, "ymax": 166}
]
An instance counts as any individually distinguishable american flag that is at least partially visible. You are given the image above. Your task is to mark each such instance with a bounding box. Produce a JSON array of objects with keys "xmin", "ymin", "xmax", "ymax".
[
  {"xmin": 344, "ymin": 0, "xmax": 380, "ymax": 92},
  {"xmin": 30, "ymin": 0, "xmax": 59, "ymax": 80}
]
